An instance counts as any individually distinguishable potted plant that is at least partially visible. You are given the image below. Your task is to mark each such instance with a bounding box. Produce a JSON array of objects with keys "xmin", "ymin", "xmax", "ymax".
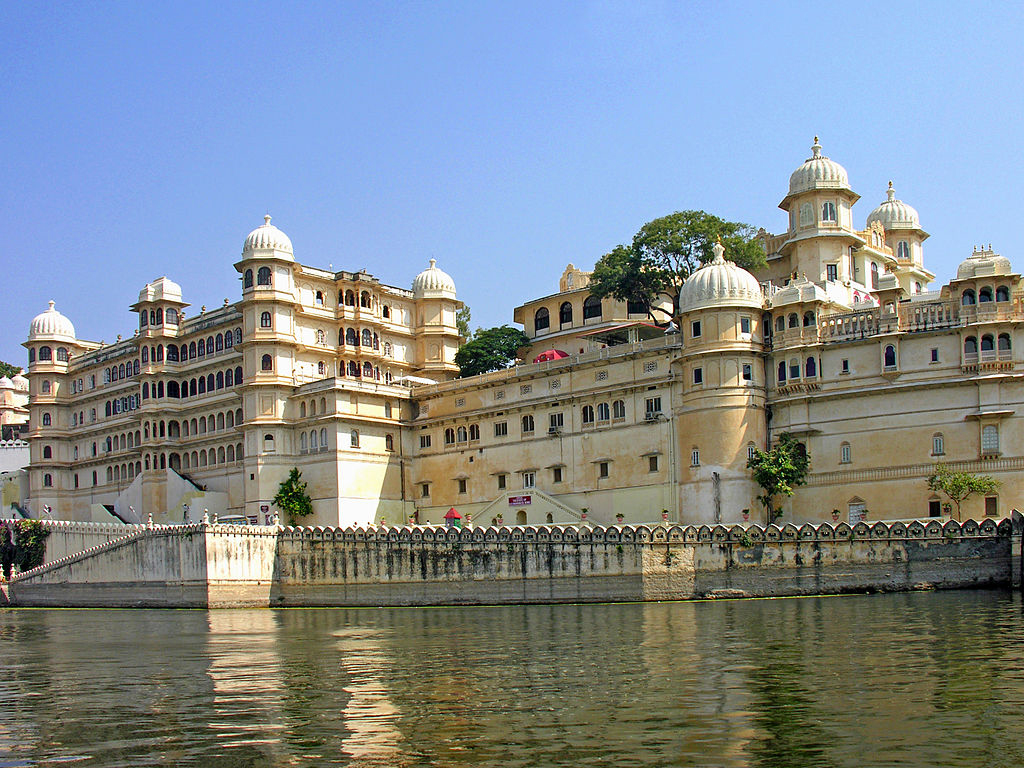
[
  {"xmin": 831, "ymin": 509, "xmax": 840, "ymax": 522},
  {"xmin": 615, "ymin": 512, "xmax": 624, "ymax": 524},
  {"xmin": 742, "ymin": 509, "xmax": 750, "ymax": 522},
  {"xmin": 661, "ymin": 509, "xmax": 669, "ymax": 523},
  {"xmin": 496, "ymin": 513, "xmax": 504, "ymax": 526}
]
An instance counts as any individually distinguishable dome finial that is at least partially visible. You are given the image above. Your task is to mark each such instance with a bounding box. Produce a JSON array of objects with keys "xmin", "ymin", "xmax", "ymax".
[
  {"xmin": 48, "ymin": 300, "xmax": 55, "ymax": 311},
  {"xmin": 429, "ymin": 258, "xmax": 437, "ymax": 268},
  {"xmin": 711, "ymin": 236, "xmax": 726, "ymax": 264},
  {"xmin": 264, "ymin": 214, "xmax": 272, "ymax": 226},
  {"xmin": 812, "ymin": 136, "xmax": 821, "ymax": 158}
]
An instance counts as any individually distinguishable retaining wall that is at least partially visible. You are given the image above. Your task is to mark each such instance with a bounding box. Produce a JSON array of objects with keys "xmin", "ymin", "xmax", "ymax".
[{"xmin": 7, "ymin": 515, "xmax": 1022, "ymax": 608}]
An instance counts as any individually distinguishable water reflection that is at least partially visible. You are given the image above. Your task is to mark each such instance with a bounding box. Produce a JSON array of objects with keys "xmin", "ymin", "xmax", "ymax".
[{"xmin": 0, "ymin": 592, "xmax": 1023, "ymax": 767}]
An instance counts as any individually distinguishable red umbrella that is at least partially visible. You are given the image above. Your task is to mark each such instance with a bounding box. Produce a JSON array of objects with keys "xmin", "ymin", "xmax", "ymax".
[{"xmin": 533, "ymin": 349, "xmax": 570, "ymax": 363}]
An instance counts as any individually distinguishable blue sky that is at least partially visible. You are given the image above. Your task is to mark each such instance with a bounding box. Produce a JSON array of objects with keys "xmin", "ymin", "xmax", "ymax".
[{"xmin": 3, "ymin": 1, "xmax": 1023, "ymax": 366}]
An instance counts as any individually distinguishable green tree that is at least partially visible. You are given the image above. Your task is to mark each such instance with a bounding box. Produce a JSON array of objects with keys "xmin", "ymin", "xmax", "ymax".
[
  {"xmin": 454, "ymin": 325, "xmax": 530, "ymax": 378},
  {"xmin": 747, "ymin": 433, "xmax": 810, "ymax": 524},
  {"xmin": 927, "ymin": 464, "xmax": 1000, "ymax": 521},
  {"xmin": 0, "ymin": 360, "xmax": 22, "ymax": 378},
  {"xmin": 589, "ymin": 210, "xmax": 766, "ymax": 323},
  {"xmin": 456, "ymin": 306, "xmax": 473, "ymax": 341},
  {"xmin": 273, "ymin": 468, "xmax": 313, "ymax": 524}
]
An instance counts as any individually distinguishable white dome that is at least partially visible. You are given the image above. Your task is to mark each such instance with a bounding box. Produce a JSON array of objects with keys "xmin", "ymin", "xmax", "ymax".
[
  {"xmin": 769, "ymin": 276, "xmax": 829, "ymax": 308},
  {"xmin": 412, "ymin": 259, "xmax": 456, "ymax": 299},
  {"xmin": 678, "ymin": 242, "xmax": 763, "ymax": 313},
  {"xmin": 242, "ymin": 215, "xmax": 293, "ymax": 258},
  {"xmin": 29, "ymin": 301, "xmax": 76, "ymax": 341},
  {"xmin": 0, "ymin": 377, "xmax": 12, "ymax": 391},
  {"xmin": 956, "ymin": 247, "xmax": 1012, "ymax": 280},
  {"xmin": 788, "ymin": 137, "xmax": 851, "ymax": 196},
  {"xmin": 11, "ymin": 374, "xmax": 28, "ymax": 391},
  {"xmin": 866, "ymin": 182, "xmax": 920, "ymax": 230},
  {"xmin": 138, "ymin": 276, "xmax": 183, "ymax": 304}
]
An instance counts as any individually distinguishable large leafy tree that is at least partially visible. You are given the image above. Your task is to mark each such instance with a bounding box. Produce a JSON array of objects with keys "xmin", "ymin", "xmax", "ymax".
[
  {"xmin": 273, "ymin": 468, "xmax": 313, "ymax": 524},
  {"xmin": 456, "ymin": 306, "xmax": 473, "ymax": 341},
  {"xmin": 0, "ymin": 361, "xmax": 22, "ymax": 378},
  {"xmin": 927, "ymin": 465, "xmax": 999, "ymax": 521},
  {"xmin": 747, "ymin": 433, "xmax": 810, "ymax": 524},
  {"xmin": 589, "ymin": 210, "xmax": 766, "ymax": 323},
  {"xmin": 455, "ymin": 325, "xmax": 529, "ymax": 378}
]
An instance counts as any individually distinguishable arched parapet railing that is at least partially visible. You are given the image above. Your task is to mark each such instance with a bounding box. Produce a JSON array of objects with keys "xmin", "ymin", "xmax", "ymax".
[
  {"xmin": 925, "ymin": 520, "xmax": 944, "ymax": 538},
  {"xmin": 696, "ymin": 525, "xmax": 712, "ymax": 542},
  {"xmin": 727, "ymin": 525, "xmax": 746, "ymax": 542},
  {"xmin": 764, "ymin": 525, "xmax": 782, "ymax": 541},
  {"xmin": 650, "ymin": 527, "xmax": 668, "ymax": 542},
  {"xmin": 815, "ymin": 522, "xmax": 835, "ymax": 540},
  {"xmin": 942, "ymin": 520, "xmax": 962, "ymax": 537},
  {"xmin": 834, "ymin": 522, "xmax": 852, "ymax": 540},
  {"xmin": 633, "ymin": 526, "xmax": 652, "ymax": 542},
  {"xmin": 961, "ymin": 520, "xmax": 980, "ymax": 537},
  {"xmin": 603, "ymin": 528, "xmax": 620, "ymax": 543},
  {"xmin": 995, "ymin": 518, "xmax": 1012, "ymax": 535},
  {"xmin": 621, "ymin": 528, "xmax": 636, "ymax": 543},
  {"xmin": 798, "ymin": 524, "xmax": 817, "ymax": 540},
  {"xmin": 852, "ymin": 521, "xmax": 872, "ymax": 538},
  {"xmin": 980, "ymin": 518, "xmax": 1000, "ymax": 536},
  {"xmin": 871, "ymin": 522, "xmax": 890, "ymax": 539},
  {"xmin": 561, "ymin": 527, "xmax": 578, "ymax": 542},
  {"xmin": 780, "ymin": 523, "xmax": 799, "ymax": 540},
  {"xmin": 710, "ymin": 525, "xmax": 728, "ymax": 542},
  {"xmin": 889, "ymin": 522, "xmax": 907, "ymax": 538},
  {"xmin": 681, "ymin": 526, "xmax": 697, "ymax": 542}
]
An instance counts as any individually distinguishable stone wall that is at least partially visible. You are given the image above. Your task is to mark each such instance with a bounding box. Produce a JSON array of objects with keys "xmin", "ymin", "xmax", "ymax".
[{"xmin": 7, "ymin": 515, "xmax": 1022, "ymax": 608}]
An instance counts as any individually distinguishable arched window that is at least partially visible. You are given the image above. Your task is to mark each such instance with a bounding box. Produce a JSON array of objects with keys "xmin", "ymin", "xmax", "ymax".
[
  {"xmin": 166, "ymin": 309, "xmax": 178, "ymax": 325},
  {"xmin": 559, "ymin": 302, "xmax": 573, "ymax": 325},
  {"xmin": 582, "ymin": 405, "xmax": 595, "ymax": 424},
  {"xmin": 149, "ymin": 310, "xmax": 156, "ymax": 326},
  {"xmin": 469, "ymin": 424, "xmax": 480, "ymax": 441},
  {"xmin": 263, "ymin": 434, "xmax": 275, "ymax": 452},
  {"xmin": 105, "ymin": 401, "xmax": 112, "ymax": 416},
  {"xmin": 372, "ymin": 333, "xmax": 379, "ymax": 350},
  {"xmin": 456, "ymin": 426, "xmax": 468, "ymax": 442},
  {"xmin": 521, "ymin": 414, "xmax": 534, "ymax": 433},
  {"xmin": 788, "ymin": 313, "xmax": 799, "ymax": 328},
  {"xmin": 613, "ymin": 400, "xmax": 625, "ymax": 419},
  {"xmin": 996, "ymin": 286, "xmax": 1010, "ymax": 302},
  {"xmin": 979, "ymin": 287, "xmax": 993, "ymax": 303},
  {"xmin": 362, "ymin": 329, "xmax": 373, "ymax": 347},
  {"xmin": 382, "ymin": 305, "xmax": 391, "ymax": 319},
  {"xmin": 840, "ymin": 442, "xmax": 851, "ymax": 464},
  {"xmin": 317, "ymin": 361, "xmax": 325, "ymax": 376},
  {"xmin": 234, "ymin": 366, "xmax": 242, "ymax": 384},
  {"xmin": 261, "ymin": 354, "xmax": 273, "ymax": 371},
  {"xmin": 225, "ymin": 368, "xmax": 233, "ymax": 387},
  {"xmin": 914, "ymin": 282, "xmax": 922, "ymax": 294},
  {"xmin": 43, "ymin": 445, "xmax": 52, "ymax": 459},
  {"xmin": 597, "ymin": 402, "xmax": 610, "ymax": 421},
  {"xmin": 43, "ymin": 473, "xmax": 52, "ymax": 487},
  {"xmin": 140, "ymin": 312, "xmax": 148, "ymax": 327},
  {"xmin": 214, "ymin": 334, "xmax": 223, "ymax": 352},
  {"xmin": 385, "ymin": 433, "xmax": 394, "ymax": 451},
  {"xmin": 777, "ymin": 361, "xmax": 787, "ymax": 382},
  {"xmin": 257, "ymin": 266, "xmax": 272, "ymax": 286},
  {"xmin": 350, "ymin": 429, "xmax": 360, "ymax": 447},
  {"xmin": 348, "ymin": 361, "xmax": 359, "ymax": 377},
  {"xmin": 883, "ymin": 344, "xmax": 896, "ymax": 368},
  {"xmin": 775, "ymin": 315, "xmax": 785, "ymax": 332},
  {"xmin": 39, "ymin": 346, "xmax": 52, "ymax": 361},
  {"xmin": 799, "ymin": 202, "xmax": 812, "ymax": 227},
  {"xmin": 223, "ymin": 332, "xmax": 233, "ymax": 349},
  {"xmin": 315, "ymin": 290, "xmax": 324, "ymax": 306},
  {"xmin": 28, "ymin": 348, "xmax": 35, "ymax": 363},
  {"xmin": 197, "ymin": 341, "xmax": 205, "ymax": 358},
  {"xmin": 309, "ymin": 430, "xmax": 318, "ymax": 451},
  {"xmin": 962, "ymin": 289, "xmax": 976, "ymax": 305},
  {"xmin": 932, "ymin": 433, "xmax": 945, "ymax": 456},
  {"xmin": 897, "ymin": 241, "xmax": 910, "ymax": 260},
  {"xmin": 789, "ymin": 359, "xmax": 800, "ymax": 379},
  {"xmin": 166, "ymin": 345, "xmax": 178, "ymax": 362},
  {"xmin": 583, "ymin": 296, "xmax": 602, "ymax": 321},
  {"xmin": 156, "ymin": 308, "xmax": 163, "ymax": 325},
  {"xmin": 363, "ymin": 361, "xmax": 373, "ymax": 378},
  {"xmin": 821, "ymin": 201, "xmax": 836, "ymax": 222},
  {"xmin": 803, "ymin": 311, "xmax": 815, "ymax": 327},
  {"xmin": 445, "ymin": 428, "xmax": 456, "ymax": 445},
  {"xmin": 981, "ymin": 334, "xmax": 994, "ymax": 352},
  {"xmin": 346, "ymin": 328, "xmax": 358, "ymax": 346},
  {"xmin": 216, "ymin": 371, "xmax": 224, "ymax": 389},
  {"xmin": 345, "ymin": 290, "xmax": 355, "ymax": 306},
  {"xmin": 534, "ymin": 307, "xmax": 550, "ymax": 331},
  {"xmin": 998, "ymin": 333, "xmax": 1011, "ymax": 352},
  {"xmin": 244, "ymin": 269, "xmax": 253, "ymax": 288},
  {"xmin": 805, "ymin": 357, "xmax": 817, "ymax": 377},
  {"xmin": 235, "ymin": 328, "xmax": 242, "ymax": 345},
  {"xmin": 870, "ymin": 262, "xmax": 879, "ymax": 289},
  {"xmin": 360, "ymin": 291, "xmax": 371, "ymax": 308},
  {"xmin": 41, "ymin": 380, "xmax": 51, "ymax": 394},
  {"xmin": 964, "ymin": 336, "xmax": 977, "ymax": 354},
  {"xmin": 56, "ymin": 347, "xmax": 68, "ymax": 361},
  {"xmin": 142, "ymin": 382, "xmax": 150, "ymax": 399}
]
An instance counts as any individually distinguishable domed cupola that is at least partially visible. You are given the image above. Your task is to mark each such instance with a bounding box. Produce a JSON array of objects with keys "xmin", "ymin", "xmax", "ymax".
[
  {"xmin": 11, "ymin": 374, "xmax": 28, "ymax": 392},
  {"xmin": 412, "ymin": 258, "xmax": 457, "ymax": 299},
  {"xmin": 866, "ymin": 182, "xmax": 921, "ymax": 231},
  {"xmin": 137, "ymin": 276, "xmax": 184, "ymax": 304},
  {"xmin": 956, "ymin": 245, "xmax": 1013, "ymax": 280},
  {"xmin": 787, "ymin": 137, "xmax": 853, "ymax": 197},
  {"xmin": 678, "ymin": 241, "xmax": 763, "ymax": 313},
  {"xmin": 0, "ymin": 376, "xmax": 13, "ymax": 391},
  {"xmin": 28, "ymin": 301, "xmax": 76, "ymax": 342},
  {"xmin": 242, "ymin": 215, "xmax": 294, "ymax": 260}
]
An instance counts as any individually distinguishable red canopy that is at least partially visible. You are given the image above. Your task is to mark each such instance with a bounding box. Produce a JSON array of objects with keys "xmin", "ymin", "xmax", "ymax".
[
  {"xmin": 533, "ymin": 349, "xmax": 570, "ymax": 363},
  {"xmin": 444, "ymin": 507, "xmax": 461, "ymax": 520}
]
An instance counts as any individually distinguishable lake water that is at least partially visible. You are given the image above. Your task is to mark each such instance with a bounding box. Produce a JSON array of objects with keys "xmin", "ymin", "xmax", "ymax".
[{"xmin": 1, "ymin": 590, "xmax": 1023, "ymax": 767}]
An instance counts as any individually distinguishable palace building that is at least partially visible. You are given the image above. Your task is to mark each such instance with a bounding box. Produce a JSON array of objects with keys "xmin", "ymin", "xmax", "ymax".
[{"xmin": 22, "ymin": 140, "xmax": 1024, "ymax": 526}]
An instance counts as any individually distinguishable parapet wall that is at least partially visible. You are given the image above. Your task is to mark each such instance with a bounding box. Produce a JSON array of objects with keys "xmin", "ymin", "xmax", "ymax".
[{"xmin": 8, "ymin": 516, "xmax": 1022, "ymax": 608}]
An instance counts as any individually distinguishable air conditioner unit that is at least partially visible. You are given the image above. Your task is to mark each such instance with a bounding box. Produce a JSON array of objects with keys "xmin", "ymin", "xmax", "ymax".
[
  {"xmin": 548, "ymin": 426, "xmax": 561, "ymax": 435},
  {"xmin": 645, "ymin": 412, "xmax": 660, "ymax": 422}
]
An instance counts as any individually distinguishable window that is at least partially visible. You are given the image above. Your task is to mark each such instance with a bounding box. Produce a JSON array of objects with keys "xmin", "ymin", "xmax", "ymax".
[
  {"xmin": 596, "ymin": 402, "xmax": 610, "ymax": 421},
  {"xmin": 350, "ymin": 429, "xmax": 360, "ymax": 448},
  {"xmin": 582, "ymin": 405, "xmax": 595, "ymax": 424},
  {"xmin": 691, "ymin": 320, "xmax": 701, "ymax": 338},
  {"xmin": 930, "ymin": 348, "xmax": 939, "ymax": 363},
  {"xmin": 985, "ymin": 496, "xmax": 998, "ymax": 517},
  {"xmin": 469, "ymin": 424, "xmax": 480, "ymax": 441},
  {"xmin": 315, "ymin": 290, "xmax": 324, "ymax": 306},
  {"xmin": 244, "ymin": 269, "xmax": 253, "ymax": 288},
  {"xmin": 982, "ymin": 424, "xmax": 999, "ymax": 454},
  {"xmin": 522, "ymin": 471, "xmax": 535, "ymax": 489},
  {"xmin": 553, "ymin": 466, "xmax": 563, "ymax": 483},
  {"xmin": 257, "ymin": 266, "xmax": 272, "ymax": 286},
  {"xmin": 840, "ymin": 442, "xmax": 851, "ymax": 464},
  {"xmin": 932, "ymin": 433, "xmax": 944, "ymax": 456},
  {"xmin": 964, "ymin": 337, "xmax": 978, "ymax": 355},
  {"xmin": 805, "ymin": 357, "xmax": 817, "ymax": 378},
  {"xmin": 263, "ymin": 433, "xmax": 275, "ymax": 452},
  {"xmin": 999, "ymin": 333, "xmax": 1011, "ymax": 353},
  {"xmin": 742, "ymin": 363, "xmax": 753, "ymax": 382},
  {"xmin": 598, "ymin": 461, "xmax": 609, "ymax": 479},
  {"xmin": 41, "ymin": 380, "xmax": 51, "ymax": 394},
  {"xmin": 775, "ymin": 315, "xmax": 785, "ymax": 332},
  {"xmin": 457, "ymin": 426, "xmax": 468, "ymax": 442},
  {"xmin": 979, "ymin": 287, "xmax": 993, "ymax": 303},
  {"xmin": 612, "ymin": 400, "xmax": 625, "ymax": 419},
  {"xmin": 43, "ymin": 473, "xmax": 52, "ymax": 487},
  {"xmin": 457, "ymin": 478, "xmax": 467, "ymax": 494},
  {"xmin": 497, "ymin": 474, "xmax": 507, "ymax": 490},
  {"xmin": 39, "ymin": 346, "xmax": 52, "ymax": 361},
  {"xmin": 870, "ymin": 262, "xmax": 879, "ymax": 289},
  {"xmin": 777, "ymin": 361, "xmax": 787, "ymax": 383},
  {"xmin": 419, "ymin": 434, "xmax": 432, "ymax": 449},
  {"xmin": 897, "ymin": 241, "xmax": 910, "ymax": 260},
  {"xmin": 522, "ymin": 414, "xmax": 535, "ymax": 433},
  {"xmin": 261, "ymin": 354, "xmax": 273, "ymax": 371},
  {"xmin": 385, "ymin": 433, "xmax": 394, "ymax": 451},
  {"xmin": 549, "ymin": 412, "xmax": 563, "ymax": 430},
  {"xmin": 645, "ymin": 397, "xmax": 661, "ymax": 415},
  {"xmin": 883, "ymin": 345, "xmax": 896, "ymax": 369},
  {"xmin": 914, "ymin": 282, "xmax": 922, "ymax": 294},
  {"xmin": 444, "ymin": 428, "xmax": 455, "ymax": 445},
  {"xmin": 789, "ymin": 360, "xmax": 800, "ymax": 379},
  {"xmin": 693, "ymin": 368, "xmax": 703, "ymax": 385},
  {"xmin": 362, "ymin": 328, "xmax": 373, "ymax": 347},
  {"xmin": 559, "ymin": 302, "xmax": 573, "ymax": 325},
  {"xmin": 648, "ymin": 455, "xmax": 659, "ymax": 472},
  {"xmin": 803, "ymin": 311, "xmax": 815, "ymax": 327},
  {"xmin": 740, "ymin": 316, "xmax": 751, "ymax": 334},
  {"xmin": 42, "ymin": 413, "xmax": 51, "ymax": 426},
  {"xmin": 821, "ymin": 201, "xmax": 836, "ymax": 222},
  {"xmin": 996, "ymin": 286, "xmax": 1010, "ymax": 302},
  {"xmin": 691, "ymin": 448, "xmax": 700, "ymax": 467},
  {"xmin": 788, "ymin": 313, "xmax": 799, "ymax": 329},
  {"xmin": 747, "ymin": 442, "xmax": 757, "ymax": 461},
  {"xmin": 827, "ymin": 264, "xmax": 838, "ymax": 282},
  {"xmin": 583, "ymin": 295, "xmax": 602, "ymax": 320},
  {"xmin": 962, "ymin": 289, "xmax": 976, "ymax": 305},
  {"xmin": 799, "ymin": 202, "xmax": 812, "ymax": 227},
  {"xmin": 43, "ymin": 446, "xmax": 52, "ymax": 459},
  {"xmin": 421, "ymin": 483, "xmax": 430, "ymax": 498},
  {"xmin": 494, "ymin": 421, "xmax": 508, "ymax": 437}
]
